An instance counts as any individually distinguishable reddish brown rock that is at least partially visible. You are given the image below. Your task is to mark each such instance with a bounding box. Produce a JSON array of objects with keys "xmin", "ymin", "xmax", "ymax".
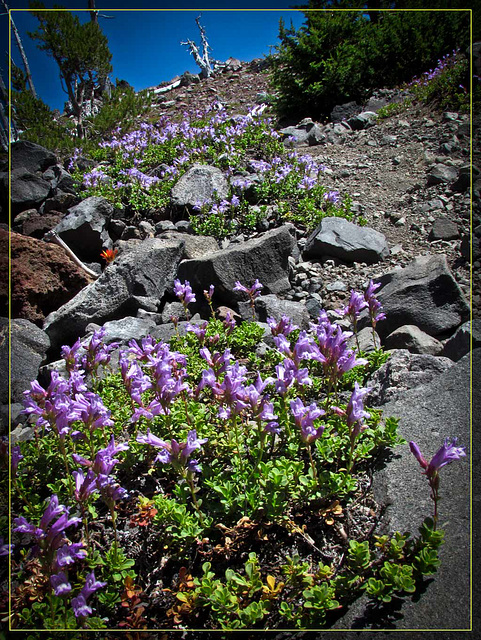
[{"xmin": 0, "ymin": 230, "xmax": 93, "ymax": 325}]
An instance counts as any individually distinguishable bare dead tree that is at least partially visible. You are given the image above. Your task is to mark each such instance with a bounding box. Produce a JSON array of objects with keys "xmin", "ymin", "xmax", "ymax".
[
  {"xmin": 1, "ymin": 0, "xmax": 37, "ymax": 97},
  {"xmin": 181, "ymin": 15, "xmax": 219, "ymax": 79}
]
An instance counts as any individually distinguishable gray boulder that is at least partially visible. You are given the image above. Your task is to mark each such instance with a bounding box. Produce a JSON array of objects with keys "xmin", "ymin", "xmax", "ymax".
[
  {"xmin": 368, "ymin": 349, "xmax": 453, "ymax": 406},
  {"xmin": 330, "ymin": 101, "xmax": 362, "ymax": 123},
  {"xmin": 177, "ymin": 226, "xmax": 295, "ymax": 306},
  {"xmin": 98, "ymin": 316, "xmax": 158, "ymax": 345},
  {"xmin": 303, "ymin": 217, "xmax": 390, "ymax": 264},
  {"xmin": 428, "ymin": 217, "xmax": 459, "ymax": 241},
  {"xmin": 280, "ymin": 118, "xmax": 325, "ymax": 147},
  {"xmin": 373, "ymin": 254, "xmax": 469, "ymax": 339},
  {"xmin": 171, "ymin": 164, "xmax": 229, "ymax": 209},
  {"xmin": 9, "ymin": 168, "xmax": 52, "ymax": 215},
  {"xmin": 442, "ymin": 319, "xmax": 481, "ymax": 361},
  {"xmin": 385, "ymin": 324, "xmax": 444, "ymax": 355},
  {"xmin": 334, "ymin": 351, "xmax": 472, "ymax": 631},
  {"xmin": 348, "ymin": 326, "xmax": 379, "ymax": 353},
  {"xmin": 0, "ymin": 318, "xmax": 50, "ymax": 405},
  {"xmin": 43, "ymin": 238, "xmax": 184, "ymax": 351},
  {"xmin": 54, "ymin": 196, "xmax": 114, "ymax": 262},
  {"xmin": 426, "ymin": 163, "xmax": 459, "ymax": 186},
  {"xmin": 156, "ymin": 230, "xmax": 219, "ymax": 259},
  {"xmin": 11, "ymin": 140, "xmax": 57, "ymax": 174},
  {"xmin": 42, "ymin": 165, "xmax": 75, "ymax": 194},
  {"xmin": 240, "ymin": 294, "xmax": 310, "ymax": 329},
  {"xmin": 451, "ymin": 163, "xmax": 479, "ymax": 192},
  {"xmin": 347, "ymin": 111, "xmax": 378, "ymax": 130}
]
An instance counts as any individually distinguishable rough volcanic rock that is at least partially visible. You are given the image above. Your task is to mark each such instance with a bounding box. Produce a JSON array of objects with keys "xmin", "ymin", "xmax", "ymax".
[
  {"xmin": 303, "ymin": 217, "xmax": 390, "ymax": 264},
  {"xmin": 177, "ymin": 226, "xmax": 295, "ymax": 306},
  {"xmin": 428, "ymin": 217, "xmax": 459, "ymax": 241},
  {"xmin": 442, "ymin": 319, "xmax": 481, "ymax": 361},
  {"xmin": 11, "ymin": 140, "xmax": 57, "ymax": 173},
  {"xmin": 0, "ymin": 229, "xmax": 92, "ymax": 324},
  {"xmin": 384, "ymin": 324, "xmax": 444, "ymax": 355},
  {"xmin": 330, "ymin": 101, "xmax": 362, "ymax": 123},
  {"xmin": 171, "ymin": 164, "xmax": 229, "ymax": 210},
  {"xmin": 426, "ymin": 163, "xmax": 458, "ymax": 186},
  {"xmin": 251, "ymin": 294, "xmax": 310, "ymax": 329},
  {"xmin": 347, "ymin": 111, "xmax": 378, "ymax": 130},
  {"xmin": 155, "ymin": 230, "xmax": 219, "ymax": 259},
  {"xmin": 0, "ymin": 317, "xmax": 50, "ymax": 405},
  {"xmin": 373, "ymin": 254, "xmax": 470, "ymax": 339},
  {"xmin": 96, "ymin": 316, "xmax": 158, "ymax": 345},
  {"xmin": 9, "ymin": 168, "xmax": 52, "ymax": 215},
  {"xmin": 54, "ymin": 196, "xmax": 114, "ymax": 261},
  {"xmin": 367, "ymin": 349, "xmax": 453, "ymax": 406},
  {"xmin": 280, "ymin": 118, "xmax": 325, "ymax": 147},
  {"xmin": 43, "ymin": 238, "xmax": 184, "ymax": 352}
]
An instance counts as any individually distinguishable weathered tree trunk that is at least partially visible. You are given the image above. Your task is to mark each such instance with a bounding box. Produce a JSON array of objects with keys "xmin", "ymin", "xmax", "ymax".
[
  {"xmin": 181, "ymin": 15, "xmax": 217, "ymax": 79},
  {"xmin": 2, "ymin": 0, "xmax": 37, "ymax": 98},
  {"xmin": 0, "ymin": 70, "xmax": 17, "ymax": 149},
  {"xmin": 88, "ymin": 0, "xmax": 98, "ymax": 24}
]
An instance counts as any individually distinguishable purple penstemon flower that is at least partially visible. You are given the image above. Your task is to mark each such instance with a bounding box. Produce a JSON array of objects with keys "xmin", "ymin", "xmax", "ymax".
[
  {"xmin": 324, "ymin": 190, "xmax": 340, "ymax": 205},
  {"xmin": 51, "ymin": 571, "xmax": 72, "ymax": 596},
  {"xmin": 409, "ymin": 437, "xmax": 466, "ymax": 529},
  {"xmin": 267, "ymin": 315, "xmax": 298, "ymax": 337},
  {"xmin": 71, "ymin": 571, "xmax": 106, "ymax": 619},
  {"xmin": 137, "ymin": 428, "xmax": 208, "ymax": 474},
  {"xmin": 290, "ymin": 397, "xmax": 325, "ymax": 444}
]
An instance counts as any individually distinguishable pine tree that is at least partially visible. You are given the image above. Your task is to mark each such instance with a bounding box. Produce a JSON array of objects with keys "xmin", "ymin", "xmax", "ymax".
[{"xmin": 28, "ymin": 2, "xmax": 112, "ymax": 137}]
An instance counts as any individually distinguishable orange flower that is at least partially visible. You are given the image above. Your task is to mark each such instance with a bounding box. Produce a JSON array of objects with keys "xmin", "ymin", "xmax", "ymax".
[{"xmin": 100, "ymin": 248, "xmax": 118, "ymax": 264}]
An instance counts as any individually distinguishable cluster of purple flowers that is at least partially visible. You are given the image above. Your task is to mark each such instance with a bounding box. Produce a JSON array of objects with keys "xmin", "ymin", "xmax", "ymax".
[
  {"xmin": 408, "ymin": 49, "xmax": 460, "ymax": 88},
  {"xmin": 137, "ymin": 428, "xmax": 207, "ymax": 475}
]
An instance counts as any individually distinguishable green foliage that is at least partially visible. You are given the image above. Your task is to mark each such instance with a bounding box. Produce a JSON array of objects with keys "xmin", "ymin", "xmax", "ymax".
[
  {"xmin": 28, "ymin": 2, "xmax": 112, "ymax": 136},
  {"xmin": 270, "ymin": 7, "xmax": 470, "ymax": 120}
]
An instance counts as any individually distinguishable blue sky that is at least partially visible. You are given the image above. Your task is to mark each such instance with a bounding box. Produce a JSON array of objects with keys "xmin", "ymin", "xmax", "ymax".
[{"xmin": 3, "ymin": 1, "xmax": 307, "ymax": 111}]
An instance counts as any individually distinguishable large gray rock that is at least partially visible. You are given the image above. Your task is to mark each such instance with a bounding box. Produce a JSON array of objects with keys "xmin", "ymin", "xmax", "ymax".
[
  {"xmin": 11, "ymin": 140, "xmax": 57, "ymax": 174},
  {"xmin": 303, "ymin": 217, "xmax": 390, "ymax": 264},
  {"xmin": 9, "ymin": 168, "xmax": 52, "ymax": 215},
  {"xmin": 385, "ymin": 324, "xmax": 444, "ymax": 355},
  {"xmin": 43, "ymin": 238, "xmax": 184, "ymax": 351},
  {"xmin": 54, "ymin": 196, "xmax": 114, "ymax": 262},
  {"xmin": 426, "ymin": 163, "xmax": 458, "ymax": 186},
  {"xmin": 243, "ymin": 294, "xmax": 310, "ymax": 329},
  {"xmin": 171, "ymin": 164, "xmax": 229, "ymax": 209},
  {"xmin": 373, "ymin": 254, "xmax": 470, "ymax": 339},
  {"xmin": 0, "ymin": 317, "xmax": 50, "ymax": 404},
  {"xmin": 177, "ymin": 226, "xmax": 295, "ymax": 306},
  {"xmin": 368, "ymin": 349, "xmax": 453, "ymax": 406},
  {"xmin": 442, "ymin": 319, "xmax": 481, "ymax": 361},
  {"xmin": 97, "ymin": 316, "xmax": 157, "ymax": 345},
  {"xmin": 347, "ymin": 111, "xmax": 378, "ymax": 130},
  {"xmin": 155, "ymin": 230, "xmax": 219, "ymax": 259},
  {"xmin": 330, "ymin": 101, "xmax": 362, "ymax": 123},
  {"xmin": 331, "ymin": 350, "xmax": 472, "ymax": 632},
  {"xmin": 280, "ymin": 118, "xmax": 325, "ymax": 147}
]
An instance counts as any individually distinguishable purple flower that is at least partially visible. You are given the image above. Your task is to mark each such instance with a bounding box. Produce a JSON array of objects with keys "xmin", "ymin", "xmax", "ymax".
[
  {"xmin": 137, "ymin": 429, "xmax": 208, "ymax": 474},
  {"xmin": 51, "ymin": 571, "xmax": 72, "ymax": 596},
  {"xmin": 324, "ymin": 190, "xmax": 340, "ymax": 205},
  {"xmin": 336, "ymin": 290, "xmax": 367, "ymax": 322},
  {"xmin": 346, "ymin": 382, "xmax": 371, "ymax": 438},
  {"xmin": 70, "ymin": 392, "xmax": 114, "ymax": 434},
  {"xmin": 410, "ymin": 438, "xmax": 466, "ymax": 479},
  {"xmin": 14, "ymin": 495, "xmax": 81, "ymax": 557},
  {"xmin": 174, "ymin": 279, "xmax": 196, "ymax": 305},
  {"xmin": 72, "ymin": 571, "xmax": 106, "ymax": 618},
  {"xmin": 290, "ymin": 397, "xmax": 325, "ymax": 444},
  {"xmin": 267, "ymin": 315, "xmax": 298, "ymax": 336},
  {"xmin": 364, "ymin": 280, "xmax": 386, "ymax": 325},
  {"xmin": 73, "ymin": 468, "xmax": 98, "ymax": 503},
  {"xmin": 233, "ymin": 279, "xmax": 263, "ymax": 299},
  {"xmin": 56, "ymin": 542, "xmax": 87, "ymax": 567},
  {"xmin": 0, "ymin": 537, "xmax": 13, "ymax": 556}
]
